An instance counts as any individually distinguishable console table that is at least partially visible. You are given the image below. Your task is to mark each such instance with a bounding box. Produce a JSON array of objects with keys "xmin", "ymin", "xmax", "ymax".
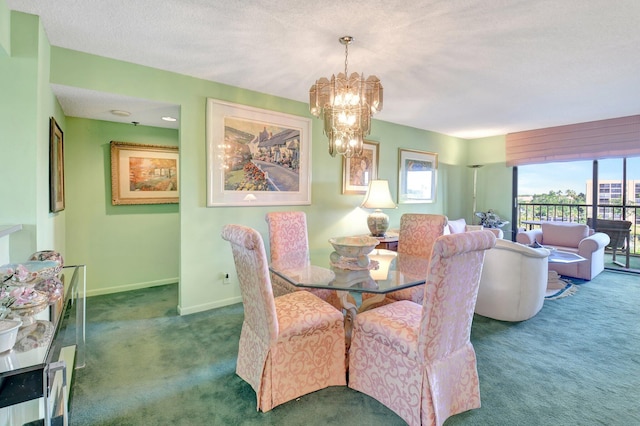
[{"xmin": 0, "ymin": 264, "xmax": 86, "ymax": 426}]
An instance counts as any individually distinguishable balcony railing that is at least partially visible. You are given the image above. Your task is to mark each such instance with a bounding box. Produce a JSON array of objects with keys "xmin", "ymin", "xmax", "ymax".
[{"xmin": 516, "ymin": 202, "xmax": 639, "ymax": 256}]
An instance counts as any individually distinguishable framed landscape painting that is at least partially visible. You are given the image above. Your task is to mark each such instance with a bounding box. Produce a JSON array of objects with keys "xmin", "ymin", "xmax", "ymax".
[
  {"xmin": 49, "ymin": 117, "xmax": 65, "ymax": 212},
  {"xmin": 110, "ymin": 141, "xmax": 179, "ymax": 205},
  {"xmin": 398, "ymin": 148, "xmax": 438, "ymax": 204},
  {"xmin": 206, "ymin": 98, "xmax": 311, "ymax": 206},
  {"xmin": 342, "ymin": 140, "xmax": 379, "ymax": 194}
]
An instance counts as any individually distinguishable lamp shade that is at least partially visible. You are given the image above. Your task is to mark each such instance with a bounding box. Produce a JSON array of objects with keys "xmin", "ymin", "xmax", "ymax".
[{"xmin": 361, "ymin": 180, "xmax": 396, "ymax": 209}]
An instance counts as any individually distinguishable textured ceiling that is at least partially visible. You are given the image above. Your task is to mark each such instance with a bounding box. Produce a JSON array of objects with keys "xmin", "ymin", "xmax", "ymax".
[{"xmin": 7, "ymin": 0, "xmax": 640, "ymax": 137}]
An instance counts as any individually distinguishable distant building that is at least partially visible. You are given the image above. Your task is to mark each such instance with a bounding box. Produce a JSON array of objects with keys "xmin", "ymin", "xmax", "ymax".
[{"xmin": 586, "ymin": 179, "xmax": 640, "ymax": 223}]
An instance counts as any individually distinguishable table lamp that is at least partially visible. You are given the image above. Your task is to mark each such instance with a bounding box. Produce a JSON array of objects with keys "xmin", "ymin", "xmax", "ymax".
[{"xmin": 361, "ymin": 180, "xmax": 397, "ymax": 238}]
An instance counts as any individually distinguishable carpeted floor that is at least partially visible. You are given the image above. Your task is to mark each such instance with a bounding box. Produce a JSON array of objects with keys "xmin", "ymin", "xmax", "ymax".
[{"xmin": 69, "ymin": 270, "xmax": 640, "ymax": 425}]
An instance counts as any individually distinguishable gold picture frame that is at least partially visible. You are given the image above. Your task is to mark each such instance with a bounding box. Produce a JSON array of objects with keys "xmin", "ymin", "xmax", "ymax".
[
  {"xmin": 342, "ymin": 140, "xmax": 379, "ymax": 194},
  {"xmin": 49, "ymin": 117, "xmax": 65, "ymax": 213},
  {"xmin": 398, "ymin": 148, "xmax": 438, "ymax": 204},
  {"xmin": 110, "ymin": 141, "xmax": 179, "ymax": 205}
]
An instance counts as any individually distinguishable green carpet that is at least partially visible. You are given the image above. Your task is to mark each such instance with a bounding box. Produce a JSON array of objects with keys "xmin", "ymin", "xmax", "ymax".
[{"xmin": 69, "ymin": 270, "xmax": 640, "ymax": 425}]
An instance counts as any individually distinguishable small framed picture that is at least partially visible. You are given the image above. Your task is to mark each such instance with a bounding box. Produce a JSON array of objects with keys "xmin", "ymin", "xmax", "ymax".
[
  {"xmin": 342, "ymin": 140, "xmax": 379, "ymax": 194},
  {"xmin": 398, "ymin": 148, "xmax": 438, "ymax": 204},
  {"xmin": 110, "ymin": 141, "xmax": 179, "ymax": 205},
  {"xmin": 49, "ymin": 117, "xmax": 65, "ymax": 213}
]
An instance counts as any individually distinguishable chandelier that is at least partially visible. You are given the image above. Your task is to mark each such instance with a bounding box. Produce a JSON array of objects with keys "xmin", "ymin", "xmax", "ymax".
[{"xmin": 309, "ymin": 36, "xmax": 383, "ymax": 158}]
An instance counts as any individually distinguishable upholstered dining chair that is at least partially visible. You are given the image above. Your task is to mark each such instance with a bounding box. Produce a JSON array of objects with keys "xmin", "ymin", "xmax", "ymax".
[
  {"xmin": 348, "ymin": 231, "xmax": 496, "ymax": 426},
  {"xmin": 265, "ymin": 211, "xmax": 341, "ymax": 309},
  {"xmin": 221, "ymin": 224, "xmax": 346, "ymax": 412},
  {"xmin": 368, "ymin": 213, "xmax": 447, "ymax": 305}
]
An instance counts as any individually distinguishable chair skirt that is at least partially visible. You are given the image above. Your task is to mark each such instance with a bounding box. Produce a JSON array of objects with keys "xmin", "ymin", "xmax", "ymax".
[
  {"xmin": 237, "ymin": 291, "xmax": 346, "ymax": 412},
  {"xmin": 348, "ymin": 300, "xmax": 480, "ymax": 426}
]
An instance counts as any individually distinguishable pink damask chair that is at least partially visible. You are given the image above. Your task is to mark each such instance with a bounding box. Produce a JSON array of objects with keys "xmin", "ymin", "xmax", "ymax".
[
  {"xmin": 221, "ymin": 224, "xmax": 346, "ymax": 412},
  {"xmin": 376, "ymin": 214, "xmax": 447, "ymax": 305},
  {"xmin": 349, "ymin": 231, "xmax": 496, "ymax": 426},
  {"xmin": 265, "ymin": 211, "xmax": 341, "ymax": 309}
]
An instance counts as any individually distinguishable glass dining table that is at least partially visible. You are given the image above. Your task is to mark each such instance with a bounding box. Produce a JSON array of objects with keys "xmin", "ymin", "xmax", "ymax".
[{"xmin": 269, "ymin": 249, "xmax": 430, "ymax": 341}]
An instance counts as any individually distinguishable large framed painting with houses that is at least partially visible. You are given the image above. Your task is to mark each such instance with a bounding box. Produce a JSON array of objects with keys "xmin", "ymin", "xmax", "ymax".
[{"xmin": 206, "ymin": 99, "xmax": 311, "ymax": 206}]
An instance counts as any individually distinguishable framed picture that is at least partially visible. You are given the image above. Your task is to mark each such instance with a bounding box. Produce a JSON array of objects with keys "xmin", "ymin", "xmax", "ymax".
[
  {"xmin": 398, "ymin": 148, "xmax": 438, "ymax": 204},
  {"xmin": 342, "ymin": 140, "xmax": 379, "ymax": 194},
  {"xmin": 49, "ymin": 117, "xmax": 65, "ymax": 213},
  {"xmin": 110, "ymin": 141, "xmax": 179, "ymax": 205},
  {"xmin": 206, "ymin": 98, "xmax": 311, "ymax": 206}
]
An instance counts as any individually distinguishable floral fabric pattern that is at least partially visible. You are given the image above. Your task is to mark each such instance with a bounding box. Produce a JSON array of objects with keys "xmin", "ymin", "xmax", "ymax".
[
  {"xmin": 365, "ymin": 214, "xmax": 447, "ymax": 305},
  {"xmin": 221, "ymin": 224, "xmax": 346, "ymax": 412},
  {"xmin": 266, "ymin": 211, "xmax": 341, "ymax": 309},
  {"xmin": 349, "ymin": 231, "xmax": 496, "ymax": 426}
]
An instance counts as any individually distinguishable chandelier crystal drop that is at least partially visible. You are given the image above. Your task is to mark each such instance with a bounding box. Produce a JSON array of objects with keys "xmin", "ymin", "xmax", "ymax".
[{"xmin": 309, "ymin": 36, "xmax": 383, "ymax": 158}]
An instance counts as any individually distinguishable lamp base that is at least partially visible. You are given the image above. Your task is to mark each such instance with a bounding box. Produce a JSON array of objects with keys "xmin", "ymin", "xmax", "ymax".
[{"xmin": 367, "ymin": 209, "xmax": 389, "ymax": 238}]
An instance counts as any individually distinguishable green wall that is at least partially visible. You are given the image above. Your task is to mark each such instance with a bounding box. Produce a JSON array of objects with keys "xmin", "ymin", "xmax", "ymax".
[
  {"xmin": 0, "ymin": 11, "xmax": 64, "ymax": 262},
  {"xmin": 0, "ymin": 1, "xmax": 10, "ymax": 56},
  {"xmin": 467, "ymin": 135, "xmax": 513, "ymax": 237},
  {"xmin": 2, "ymin": 10, "xmax": 512, "ymax": 314},
  {"xmin": 65, "ymin": 118, "xmax": 179, "ymax": 295}
]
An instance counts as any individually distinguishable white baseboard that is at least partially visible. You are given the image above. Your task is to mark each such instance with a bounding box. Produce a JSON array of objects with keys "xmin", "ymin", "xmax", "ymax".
[
  {"xmin": 85, "ymin": 278, "xmax": 178, "ymax": 297},
  {"xmin": 177, "ymin": 295, "xmax": 243, "ymax": 315}
]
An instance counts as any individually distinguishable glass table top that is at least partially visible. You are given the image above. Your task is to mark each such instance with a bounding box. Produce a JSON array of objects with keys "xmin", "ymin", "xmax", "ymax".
[{"xmin": 269, "ymin": 249, "xmax": 430, "ymax": 294}]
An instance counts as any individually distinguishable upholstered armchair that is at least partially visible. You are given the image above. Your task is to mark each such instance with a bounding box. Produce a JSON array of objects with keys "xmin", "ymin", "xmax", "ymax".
[
  {"xmin": 265, "ymin": 211, "xmax": 341, "ymax": 309},
  {"xmin": 221, "ymin": 224, "xmax": 346, "ymax": 412},
  {"xmin": 516, "ymin": 221, "xmax": 610, "ymax": 280},
  {"xmin": 475, "ymin": 239, "xmax": 550, "ymax": 321},
  {"xmin": 349, "ymin": 231, "xmax": 497, "ymax": 426},
  {"xmin": 371, "ymin": 213, "xmax": 447, "ymax": 305}
]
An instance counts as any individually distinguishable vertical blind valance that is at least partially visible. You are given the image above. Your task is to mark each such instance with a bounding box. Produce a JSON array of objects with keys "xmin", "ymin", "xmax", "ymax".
[{"xmin": 505, "ymin": 115, "xmax": 640, "ymax": 167}]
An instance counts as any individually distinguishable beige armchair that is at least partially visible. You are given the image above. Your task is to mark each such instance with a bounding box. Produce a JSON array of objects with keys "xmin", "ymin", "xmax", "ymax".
[{"xmin": 516, "ymin": 222, "xmax": 610, "ymax": 280}]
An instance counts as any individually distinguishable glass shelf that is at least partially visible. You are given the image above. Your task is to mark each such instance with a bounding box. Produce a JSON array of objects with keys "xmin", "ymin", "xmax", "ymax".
[{"xmin": 0, "ymin": 264, "xmax": 86, "ymax": 426}]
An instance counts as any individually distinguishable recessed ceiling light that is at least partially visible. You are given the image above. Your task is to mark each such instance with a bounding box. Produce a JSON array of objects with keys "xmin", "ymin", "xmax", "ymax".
[
  {"xmin": 162, "ymin": 116, "xmax": 177, "ymax": 122},
  {"xmin": 110, "ymin": 109, "xmax": 131, "ymax": 117}
]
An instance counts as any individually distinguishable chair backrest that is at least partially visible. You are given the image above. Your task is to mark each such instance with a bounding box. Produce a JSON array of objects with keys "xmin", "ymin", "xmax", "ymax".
[
  {"xmin": 587, "ymin": 218, "xmax": 632, "ymax": 248},
  {"xmin": 221, "ymin": 224, "xmax": 278, "ymax": 342},
  {"xmin": 265, "ymin": 211, "xmax": 310, "ymax": 268},
  {"xmin": 418, "ymin": 231, "xmax": 496, "ymax": 362},
  {"xmin": 398, "ymin": 214, "xmax": 447, "ymax": 258}
]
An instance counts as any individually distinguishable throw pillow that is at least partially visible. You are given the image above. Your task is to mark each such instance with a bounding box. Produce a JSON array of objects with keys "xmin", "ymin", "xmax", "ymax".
[{"xmin": 448, "ymin": 218, "xmax": 467, "ymax": 234}]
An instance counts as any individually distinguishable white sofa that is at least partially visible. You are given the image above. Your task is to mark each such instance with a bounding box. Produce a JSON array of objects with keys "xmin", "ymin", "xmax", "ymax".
[{"xmin": 475, "ymin": 239, "xmax": 550, "ymax": 322}]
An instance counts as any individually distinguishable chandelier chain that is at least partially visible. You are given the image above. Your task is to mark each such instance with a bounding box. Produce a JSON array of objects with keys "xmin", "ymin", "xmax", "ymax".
[{"xmin": 344, "ymin": 42, "xmax": 349, "ymax": 76}]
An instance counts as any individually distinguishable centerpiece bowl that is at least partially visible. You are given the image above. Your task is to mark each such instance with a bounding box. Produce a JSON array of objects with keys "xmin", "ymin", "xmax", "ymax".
[{"xmin": 329, "ymin": 235, "xmax": 380, "ymax": 260}]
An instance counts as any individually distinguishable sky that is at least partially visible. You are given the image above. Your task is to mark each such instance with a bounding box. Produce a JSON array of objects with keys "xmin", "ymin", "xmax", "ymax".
[{"xmin": 518, "ymin": 157, "xmax": 640, "ymax": 195}]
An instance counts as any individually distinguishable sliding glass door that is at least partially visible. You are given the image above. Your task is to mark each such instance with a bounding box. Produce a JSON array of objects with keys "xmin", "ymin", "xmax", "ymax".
[{"xmin": 516, "ymin": 156, "xmax": 639, "ymax": 272}]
